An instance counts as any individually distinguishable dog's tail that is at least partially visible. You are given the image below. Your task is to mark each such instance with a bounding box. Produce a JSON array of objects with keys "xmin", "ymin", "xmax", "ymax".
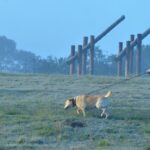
[{"xmin": 104, "ymin": 91, "xmax": 112, "ymax": 98}]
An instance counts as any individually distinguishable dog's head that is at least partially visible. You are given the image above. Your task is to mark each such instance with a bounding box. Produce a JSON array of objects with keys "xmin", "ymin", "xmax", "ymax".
[{"xmin": 64, "ymin": 98, "xmax": 75, "ymax": 110}]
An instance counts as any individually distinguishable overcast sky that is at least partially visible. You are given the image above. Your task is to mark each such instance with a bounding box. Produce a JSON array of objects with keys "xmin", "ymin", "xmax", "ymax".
[{"xmin": 0, "ymin": 0, "xmax": 150, "ymax": 58}]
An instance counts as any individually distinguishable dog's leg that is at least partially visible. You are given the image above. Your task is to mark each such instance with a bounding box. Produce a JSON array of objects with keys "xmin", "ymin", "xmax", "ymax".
[
  {"xmin": 96, "ymin": 100, "xmax": 100, "ymax": 109},
  {"xmin": 101, "ymin": 108, "xmax": 105, "ymax": 117},
  {"xmin": 105, "ymin": 109, "xmax": 109, "ymax": 119},
  {"xmin": 101, "ymin": 108, "xmax": 109, "ymax": 119},
  {"xmin": 81, "ymin": 109, "xmax": 86, "ymax": 117},
  {"xmin": 105, "ymin": 112, "xmax": 109, "ymax": 119},
  {"xmin": 76, "ymin": 109, "xmax": 80, "ymax": 115}
]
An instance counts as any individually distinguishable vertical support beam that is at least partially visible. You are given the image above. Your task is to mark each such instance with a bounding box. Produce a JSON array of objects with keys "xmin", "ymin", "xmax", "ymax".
[
  {"xmin": 69, "ymin": 45, "xmax": 75, "ymax": 75},
  {"xmin": 129, "ymin": 34, "xmax": 135, "ymax": 74},
  {"xmin": 90, "ymin": 35, "xmax": 95, "ymax": 75},
  {"xmin": 125, "ymin": 41, "xmax": 130, "ymax": 78},
  {"xmin": 82, "ymin": 36, "xmax": 88, "ymax": 75},
  {"xmin": 77, "ymin": 45, "xmax": 82, "ymax": 76},
  {"xmin": 136, "ymin": 34, "xmax": 142, "ymax": 75},
  {"xmin": 117, "ymin": 42, "xmax": 123, "ymax": 77}
]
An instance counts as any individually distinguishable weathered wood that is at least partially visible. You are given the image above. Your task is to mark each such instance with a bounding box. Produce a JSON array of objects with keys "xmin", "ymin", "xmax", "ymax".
[
  {"xmin": 77, "ymin": 45, "xmax": 83, "ymax": 76},
  {"xmin": 66, "ymin": 15, "xmax": 125, "ymax": 64},
  {"xmin": 69, "ymin": 45, "xmax": 75, "ymax": 75},
  {"xmin": 125, "ymin": 41, "xmax": 130, "ymax": 78},
  {"xmin": 82, "ymin": 36, "xmax": 88, "ymax": 75},
  {"xmin": 129, "ymin": 34, "xmax": 135, "ymax": 74},
  {"xmin": 90, "ymin": 36, "xmax": 95, "ymax": 75},
  {"xmin": 116, "ymin": 27, "xmax": 150, "ymax": 61},
  {"xmin": 136, "ymin": 34, "xmax": 142, "ymax": 75},
  {"xmin": 94, "ymin": 15, "xmax": 125, "ymax": 43},
  {"xmin": 117, "ymin": 42, "xmax": 123, "ymax": 76}
]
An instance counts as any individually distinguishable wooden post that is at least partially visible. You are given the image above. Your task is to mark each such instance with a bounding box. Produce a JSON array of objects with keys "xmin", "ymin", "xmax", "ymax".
[
  {"xmin": 117, "ymin": 42, "xmax": 123, "ymax": 77},
  {"xmin": 90, "ymin": 35, "xmax": 95, "ymax": 75},
  {"xmin": 136, "ymin": 34, "xmax": 142, "ymax": 75},
  {"xmin": 82, "ymin": 36, "xmax": 88, "ymax": 75},
  {"xmin": 129, "ymin": 34, "xmax": 135, "ymax": 74},
  {"xmin": 125, "ymin": 41, "xmax": 130, "ymax": 78},
  {"xmin": 77, "ymin": 45, "xmax": 82, "ymax": 76},
  {"xmin": 69, "ymin": 45, "xmax": 75, "ymax": 75}
]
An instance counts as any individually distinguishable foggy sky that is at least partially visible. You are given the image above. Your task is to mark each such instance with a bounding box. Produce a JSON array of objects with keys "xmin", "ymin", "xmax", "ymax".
[{"xmin": 0, "ymin": 0, "xmax": 150, "ymax": 58}]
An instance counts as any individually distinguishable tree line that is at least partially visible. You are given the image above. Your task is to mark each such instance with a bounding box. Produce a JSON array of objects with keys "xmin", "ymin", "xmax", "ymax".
[{"xmin": 0, "ymin": 36, "xmax": 149, "ymax": 75}]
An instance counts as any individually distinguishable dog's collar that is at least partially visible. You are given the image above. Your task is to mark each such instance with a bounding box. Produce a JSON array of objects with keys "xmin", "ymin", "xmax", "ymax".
[{"xmin": 72, "ymin": 97, "xmax": 76, "ymax": 107}]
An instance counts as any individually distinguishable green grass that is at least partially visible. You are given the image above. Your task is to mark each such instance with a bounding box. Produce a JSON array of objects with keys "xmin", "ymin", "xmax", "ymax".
[
  {"xmin": 143, "ymin": 124, "xmax": 150, "ymax": 133},
  {"xmin": 0, "ymin": 73, "xmax": 150, "ymax": 150},
  {"xmin": 145, "ymin": 145, "xmax": 150, "ymax": 150},
  {"xmin": 96, "ymin": 139, "xmax": 111, "ymax": 147}
]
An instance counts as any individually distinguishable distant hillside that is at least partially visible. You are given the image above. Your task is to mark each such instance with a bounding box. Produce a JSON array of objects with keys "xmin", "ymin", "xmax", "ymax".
[{"xmin": 0, "ymin": 36, "xmax": 68, "ymax": 74}]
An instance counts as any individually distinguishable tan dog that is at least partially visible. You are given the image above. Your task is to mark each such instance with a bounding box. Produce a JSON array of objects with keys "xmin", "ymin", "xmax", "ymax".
[{"xmin": 64, "ymin": 91, "xmax": 112, "ymax": 119}]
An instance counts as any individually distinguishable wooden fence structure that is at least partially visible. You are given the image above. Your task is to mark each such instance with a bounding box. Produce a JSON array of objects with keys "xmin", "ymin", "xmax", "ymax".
[
  {"xmin": 115, "ymin": 28, "xmax": 150, "ymax": 78},
  {"xmin": 66, "ymin": 15, "xmax": 125, "ymax": 76}
]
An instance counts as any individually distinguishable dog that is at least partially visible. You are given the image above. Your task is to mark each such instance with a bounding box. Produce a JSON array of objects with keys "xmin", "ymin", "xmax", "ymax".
[{"xmin": 64, "ymin": 91, "xmax": 112, "ymax": 119}]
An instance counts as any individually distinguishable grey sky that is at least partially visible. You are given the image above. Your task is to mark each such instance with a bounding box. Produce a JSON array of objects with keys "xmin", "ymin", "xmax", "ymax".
[{"xmin": 0, "ymin": 0, "xmax": 150, "ymax": 58}]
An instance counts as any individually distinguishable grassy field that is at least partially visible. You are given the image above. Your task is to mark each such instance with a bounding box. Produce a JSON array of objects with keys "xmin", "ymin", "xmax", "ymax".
[{"xmin": 0, "ymin": 73, "xmax": 150, "ymax": 150}]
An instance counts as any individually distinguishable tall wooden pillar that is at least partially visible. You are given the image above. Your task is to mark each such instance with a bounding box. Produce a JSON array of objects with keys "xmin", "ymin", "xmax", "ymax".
[
  {"xmin": 82, "ymin": 36, "xmax": 88, "ymax": 75},
  {"xmin": 90, "ymin": 35, "xmax": 95, "ymax": 75},
  {"xmin": 77, "ymin": 45, "xmax": 83, "ymax": 76},
  {"xmin": 136, "ymin": 34, "xmax": 142, "ymax": 75},
  {"xmin": 117, "ymin": 42, "xmax": 123, "ymax": 77},
  {"xmin": 125, "ymin": 41, "xmax": 130, "ymax": 78},
  {"xmin": 69, "ymin": 45, "xmax": 75, "ymax": 75},
  {"xmin": 129, "ymin": 34, "xmax": 135, "ymax": 74}
]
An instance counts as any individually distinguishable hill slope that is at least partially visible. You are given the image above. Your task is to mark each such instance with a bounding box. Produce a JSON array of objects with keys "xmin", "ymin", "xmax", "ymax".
[{"xmin": 0, "ymin": 73, "xmax": 150, "ymax": 150}]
